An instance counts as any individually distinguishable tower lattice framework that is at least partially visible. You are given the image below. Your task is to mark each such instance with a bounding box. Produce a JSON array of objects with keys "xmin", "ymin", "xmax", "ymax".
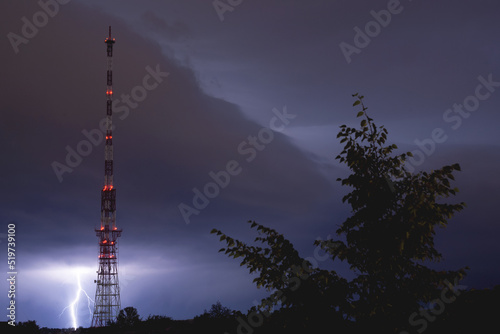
[{"xmin": 91, "ymin": 26, "xmax": 122, "ymax": 327}]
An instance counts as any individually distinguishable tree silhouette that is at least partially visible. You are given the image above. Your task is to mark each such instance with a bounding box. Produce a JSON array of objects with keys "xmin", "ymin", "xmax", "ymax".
[
  {"xmin": 202, "ymin": 301, "xmax": 234, "ymax": 319},
  {"xmin": 17, "ymin": 320, "xmax": 40, "ymax": 333},
  {"xmin": 116, "ymin": 306, "xmax": 141, "ymax": 329},
  {"xmin": 315, "ymin": 93, "xmax": 468, "ymax": 331}
]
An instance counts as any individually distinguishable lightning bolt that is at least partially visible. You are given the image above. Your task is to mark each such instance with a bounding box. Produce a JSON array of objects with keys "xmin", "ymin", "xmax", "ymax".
[{"xmin": 59, "ymin": 268, "xmax": 94, "ymax": 329}]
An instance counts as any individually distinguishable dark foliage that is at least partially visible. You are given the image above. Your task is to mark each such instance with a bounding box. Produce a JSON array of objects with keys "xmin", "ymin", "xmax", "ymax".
[
  {"xmin": 196, "ymin": 301, "xmax": 234, "ymax": 320},
  {"xmin": 212, "ymin": 94, "xmax": 469, "ymax": 333},
  {"xmin": 116, "ymin": 306, "xmax": 141, "ymax": 330}
]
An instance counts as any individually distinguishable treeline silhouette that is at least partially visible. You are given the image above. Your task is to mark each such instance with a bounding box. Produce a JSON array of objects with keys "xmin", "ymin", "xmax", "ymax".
[
  {"xmin": 5, "ymin": 289, "xmax": 500, "ymax": 334},
  {"xmin": 6, "ymin": 95, "xmax": 500, "ymax": 333}
]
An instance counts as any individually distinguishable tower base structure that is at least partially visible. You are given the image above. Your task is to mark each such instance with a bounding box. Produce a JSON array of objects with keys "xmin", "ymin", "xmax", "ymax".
[{"xmin": 91, "ymin": 225, "xmax": 122, "ymax": 327}]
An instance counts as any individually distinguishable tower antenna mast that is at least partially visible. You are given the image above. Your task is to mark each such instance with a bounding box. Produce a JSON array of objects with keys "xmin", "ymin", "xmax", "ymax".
[{"xmin": 91, "ymin": 26, "xmax": 122, "ymax": 327}]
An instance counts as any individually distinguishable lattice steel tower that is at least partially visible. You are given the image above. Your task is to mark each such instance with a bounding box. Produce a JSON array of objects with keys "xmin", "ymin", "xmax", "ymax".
[{"xmin": 92, "ymin": 26, "xmax": 122, "ymax": 327}]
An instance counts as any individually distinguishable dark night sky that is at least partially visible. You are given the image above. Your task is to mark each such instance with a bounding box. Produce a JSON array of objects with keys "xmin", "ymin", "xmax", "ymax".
[{"xmin": 1, "ymin": 0, "xmax": 499, "ymax": 329}]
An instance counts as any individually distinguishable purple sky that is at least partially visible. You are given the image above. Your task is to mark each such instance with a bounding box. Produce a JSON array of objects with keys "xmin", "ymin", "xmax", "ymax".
[{"xmin": 1, "ymin": 0, "xmax": 500, "ymax": 329}]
